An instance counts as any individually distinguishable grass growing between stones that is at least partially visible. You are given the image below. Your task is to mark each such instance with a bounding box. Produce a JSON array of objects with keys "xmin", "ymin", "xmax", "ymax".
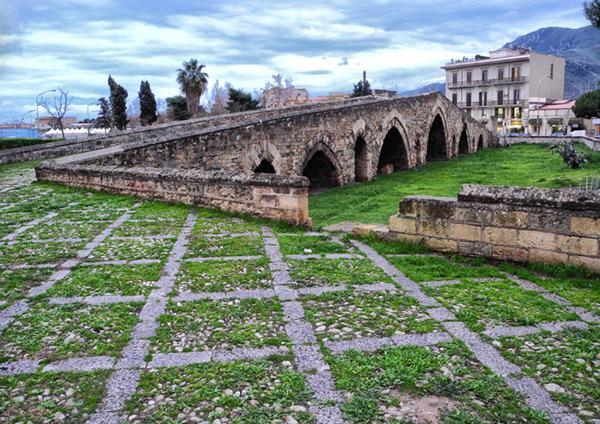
[
  {"xmin": 130, "ymin": 201, "xmax": 189, "ymax": 223},
  {"xmin": 278, "ymin": 234, "xmax": 348, "ymax": 255},
  {"xmin": 185, "ymin": 235, "xmax": 265, "ymax": 258},
  {"xmin": 0, "ymin": 370, "xmax": 109, "ymax": 423},
  {"xmin": 289, "ymin": 258, "xmax": 393, "ymax": 287},
  {"xmin": 498, "ymin": 327, "xmax": 600, "ymax": 422},
  {"xmin": 387, "ymin": 255, "xmax": 504, "ymax": 282},
  {"xmin": 192, "ymin": 217, "xmax": 261, "ymax": 235},
  {"xmin": 424, "ymin": 279, "xmax": 579, "ymax": 332},
  {"xmin": 500, "ymin": 262, "xmax": 600, "ymax": 316},
  {"xmin": 0, "ymin": 302, "xmax": 142, "ymax": 363},
  {"xmin": 0, "ymin": 240, "xmax": 87, "ymax": 265},
  {"xmin": 327, "ymin": 340, "xmax": 549, "ymax": 423},
  {"xmin": 43, "ymin": 264, "xmax": 162, "ymax": 297},
  {"xmin": 0, "ymin": 268, "xmax": 54, "ymax": 308},
  {"xmin": 175, "ymin": 258, "xmax": 272, "ymax": 293},
  {"xmin": 126, "ymin": 358, "xmax": 315, "ymax": 423},
  {"xmin": 303, "ymin": 290, "xmax": 439, "ymax": 342},
  {"xmin": 89, "ymin": 237, "xmax": 177, "ymax": 261},
  {"xmin": 152, "ymin": 299, "xmax": 289, "ymax": 353},
  {"xmin": 112, "ymin": 220, "xmax": 182, "ymax": 237},
  {"xmin": 309, "ymin": 143, "xmax": 600, "ymax": 227}
]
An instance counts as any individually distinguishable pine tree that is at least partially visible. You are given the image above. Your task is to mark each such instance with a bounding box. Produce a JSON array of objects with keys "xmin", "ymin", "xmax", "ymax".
[
  {"xmin": 138, "ymin": 80, "xmax": 158, "ymax": 126},
  {"xmin": 584, "ymin": 0, "xmax": 600, "ymax": 28},
  {"xmin": 166, "ymin": 96, "xmax": 190, "ymax": 121},
  {"xmin": 95, "ymin": 97, "xmax": 111, "ymax": 130},
  {"xmin": 108, "ymin": 75, "xmax": 129, "ymax": 130},
  {"xmin": 227, "ymin": 87, "xmax": 259, "ymax": 113},
  {"xmin": 351, "ymin": 79, "xmax": 372, "ymax": 97}
]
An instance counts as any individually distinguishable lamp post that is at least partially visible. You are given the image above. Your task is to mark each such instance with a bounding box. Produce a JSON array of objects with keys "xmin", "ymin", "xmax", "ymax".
[
  {"xmin": 36, "ymin": 89, "xmax": 57, "ymax": 133},
  {"xmin": 20, "ymin": 110, "xmax": 36, "ymax": 137},
  {"xmin": 535, "ymin": 75, "xmax": 551, "ymax": 136}
]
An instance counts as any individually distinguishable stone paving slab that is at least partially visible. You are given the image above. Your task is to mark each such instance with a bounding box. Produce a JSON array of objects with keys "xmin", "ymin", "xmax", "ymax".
[
  {"xmin": 48, "ymin": 295, "xmax": 145, "ymax": 305},
  {"xmin": 484, "ymin": 321, "xmax": 588, "ymax": 338},
  {"xmin": 184, "ymin": 255, "xmax": 263, "ymax": 262},
  {"xmin": 173, "ymin": 288, "xmax": 276, "ymax": 302},
  {"xmin": 0, "ymin": 359, "xmax": 40, "ymax": 376},
  {"xmin": 325, "ymin": 336, "xmax": 394, "ymax": 354},
  {"xmin": 44, "ymin": 356, "xmax": 115, "ymax": 372},
  {"xmin": 1, "ymin": 211, "xmax": 58, "ymax": 241}
]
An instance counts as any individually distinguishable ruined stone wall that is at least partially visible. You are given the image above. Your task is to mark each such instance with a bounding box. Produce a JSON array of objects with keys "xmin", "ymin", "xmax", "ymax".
[
  {"xmin": 35, "ymin": 163, "xmax": 309, "ymax": 226},
  {"xmin": 387, "ymin": 185, "xmax": 600, "ymax": 273},
  {"xmin": 507, "ymin": 136, "xmax": 600, "ymax": 152},
  {"xmin": 84, "ymin": 93, "xmax": 495, "ymax": 186}
]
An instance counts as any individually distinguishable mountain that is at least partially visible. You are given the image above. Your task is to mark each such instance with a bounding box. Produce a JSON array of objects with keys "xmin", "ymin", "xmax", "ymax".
[
  {"xmin": 398, "ymin": 82, "xmax": 445, "ymax": 97},
  {"xmin": 504, "ymin": 25, "xmax": 600, "ymax": 98}
]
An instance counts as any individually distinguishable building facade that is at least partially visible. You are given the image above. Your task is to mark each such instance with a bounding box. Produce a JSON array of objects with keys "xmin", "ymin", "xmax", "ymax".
[{"xmin": 442, "ymin": 48, "xmax": 565, "ymax": 134}]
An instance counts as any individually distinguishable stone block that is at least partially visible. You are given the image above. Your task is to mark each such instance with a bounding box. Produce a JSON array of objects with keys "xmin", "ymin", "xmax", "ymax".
[
  {"xmin": 458, "ymin": 241, "xmax": 492, "ymax": 257},
  {"xmin": 570, "ymin": 216, "xmax": 600, "ymax": 237},
  {"xmin": 529, "ymin": 248, "xmax": 567, "ymax": 265},
  {"xmin": 398, "ymin": 200, "xmax": 417, "ymax": 217},
  {"xmin": 424, "ymin": 237, "xmax": 458, "ymax": 252},
  {"xmin": 556, "ymin": 235, "xmax": 598, "ymax": 256},
  {"xmin": 568, "ymin": 255, "xmax": 600, "ymax": 273},
  {"xmin": 493, "ymin": 210, "xmax": 528, "ymax": 228},
  {"xmin": 448, "ymin": 223, "xmax": 482, "ymax": 242},
  {"xmin": 491, "ymin": 245, "xmax": 528, "ymax": 262},
  {"xmin": 453, "ymin": 207, "xmax": 492, "ymax": 225},
  {"xmin": 418, "ymin": 220, "xmax": 450, "ymax": 237},
  {"xmin": 518, "ymin": 230, "xmax": 556, "ymax": 251},
  {"xmin": 482, "ymin": 227, "xmax": 518, "ymax": 246},
  {"xmin": 389, "ymin": 216, "xmax": 417, "ymax": 234}
]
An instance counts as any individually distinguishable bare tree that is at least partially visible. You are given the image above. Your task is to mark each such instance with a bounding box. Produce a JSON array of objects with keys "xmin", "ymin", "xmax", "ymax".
[
  {"xmin": 39, "ymin": 88, "xmax": 71, "ymax": 139},
  {"xmin": 208, "ymin": 80, "xmax": 230, "ymax": 115}
]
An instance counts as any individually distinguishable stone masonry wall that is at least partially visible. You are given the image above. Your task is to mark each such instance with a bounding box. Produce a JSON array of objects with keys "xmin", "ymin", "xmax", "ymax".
[
  {"xmin": 507, "ymin": 136, "xmax": 600, "ymax": 152},
  {"xmin": 35, "ymin": 163, "xmax": 310, "ymax": 226},
  {"xmin": 82, "ymin": 92, "xmax": 495, "ymax": 186},
  {"xmin": 387, "ymin": 184, "xmax": 600, "ymax": 273}
]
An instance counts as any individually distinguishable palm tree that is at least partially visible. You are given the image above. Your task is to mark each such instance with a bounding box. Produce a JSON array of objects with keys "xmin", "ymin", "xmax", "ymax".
[{"xmin": 176, "ymin": 59, "xmax": 208, "ymax": 118}]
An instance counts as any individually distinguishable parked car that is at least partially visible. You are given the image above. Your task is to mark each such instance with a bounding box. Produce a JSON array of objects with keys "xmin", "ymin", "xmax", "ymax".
[{"xmin": 569, "ymin": 130, "xmax": 586, "ymax": 137}]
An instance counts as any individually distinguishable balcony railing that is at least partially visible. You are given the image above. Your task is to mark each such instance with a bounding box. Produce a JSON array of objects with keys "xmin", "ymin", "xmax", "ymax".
[
  {"xmin": 447, "ymin": 76, "xmax": 528, "ymax": 89},
  {"xmin": 456, "ymin": 99, "xmax": 529, "ymax": 108}
]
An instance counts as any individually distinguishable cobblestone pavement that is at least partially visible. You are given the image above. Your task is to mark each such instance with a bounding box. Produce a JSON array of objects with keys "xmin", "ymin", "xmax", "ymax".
[{"xmin": 0, "ymin": 175, "xmax": 599, "ymax": 423}]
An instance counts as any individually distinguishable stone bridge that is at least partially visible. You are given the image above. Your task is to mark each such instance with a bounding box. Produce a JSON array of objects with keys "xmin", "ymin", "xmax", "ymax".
[{"xmin": 37, "ymin": 92, "xmax": 496, "ymax": 226}]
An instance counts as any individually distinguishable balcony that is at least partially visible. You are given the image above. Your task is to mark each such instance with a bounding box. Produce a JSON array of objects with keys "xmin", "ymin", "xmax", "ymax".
[
  {"xmin": 457, "ymin": 99, "xmax": 528, "ymax": 109},
  {"xmin": 447, "ymin": 76, "xmax": 528, "ymax": 89}
]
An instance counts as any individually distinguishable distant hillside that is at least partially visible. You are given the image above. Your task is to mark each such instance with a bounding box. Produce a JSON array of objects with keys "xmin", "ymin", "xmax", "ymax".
[
  {"xmin": 504, "ymin": 25, "xmax": 600, "ymax": 98},
  {"xmin": 398, "ymin": 82, "xmax": 445, "ymax": 97}
]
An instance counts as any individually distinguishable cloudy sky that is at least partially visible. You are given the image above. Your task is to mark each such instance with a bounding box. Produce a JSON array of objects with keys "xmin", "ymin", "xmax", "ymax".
[{"xmin": 0, "ymin": 0, "xmax": 588, "ymax": 122}]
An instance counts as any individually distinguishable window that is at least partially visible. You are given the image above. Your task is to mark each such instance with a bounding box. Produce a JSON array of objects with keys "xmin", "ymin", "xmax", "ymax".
[
  {"xmin": 482, "ymin": 70, "xmax": 488, "ymax": 81},
  {"xmin": 466, "ymin": 93, "xmax": 472, "ymax": 107},
  {"xmin": 550, "ymin": 64, "xmax": 554, "ymax": 79},
  {"xmin": 452, "ymin": 73, "xmax": 458, "ymax": 84},
  {"xmin": 498, "ymin": 68, "xmax": 504, "ymax": 80},
  {"xmin": 466, "ymin": 71, "xmax": 472, "ymax": 83},
  {"xmin": 497, "ymin": 90, "xmax": 504, "ymax": 105},
  {"xmin": 513, "ymin": 89, "xmax": 520, "ymax": 103},
  {"xmin": 452, "ymin": 93, "xmax": 457, "ymax": 104},
  {"xmin": 495, "ymin": 107, "xmax": 504, "ymax": 118},
  {"xmin": 479, "ymin": 91, "xmax": 488, "ymax": 106},
  {"xmin": 513, "ymin": 107, "xmax": 521, "ymax": 119},
  {"xmin": 481, "ymin": 109, "xmax": 487, "ymax": 118},
  {"xmin": 511, "ymin": 66, "xmax": 520, "ymax": 81}
]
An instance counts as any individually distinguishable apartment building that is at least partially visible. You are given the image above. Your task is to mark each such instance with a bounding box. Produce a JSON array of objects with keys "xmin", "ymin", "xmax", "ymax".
[{"xmin": 442, "ymin": 48, "xmax": 565, "ymax": 133}]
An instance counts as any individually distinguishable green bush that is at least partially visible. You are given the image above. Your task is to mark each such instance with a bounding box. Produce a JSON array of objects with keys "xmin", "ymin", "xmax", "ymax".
[{"xmin": 0, "ymin": 138, "xmax": 59, "ymax": 150}]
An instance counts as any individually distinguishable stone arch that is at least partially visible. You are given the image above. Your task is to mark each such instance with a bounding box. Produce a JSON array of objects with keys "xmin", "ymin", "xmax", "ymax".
[
  {"xmin": 477, "ymin": 134, "xmax": 484, "ymax": 151},
  {"xmin": 376, "ymin": 126, "xmax": 410, "ymax": 175},
  {"xmin": 253, "ymin": 159, "xmax": 276, "ymax": 174},
  {"xmin": 458, "ymin": 125, "xmax": 470, "ymax": 154},
  {"xmin": 354, "ymin": 135, "xmax": 369, "ymax": 182},
  {"xmin": 246, "ymin": 140, "xmax": 283, "ymax": 174},
  {"xmin": 426, "ymin": 111, "xmax": 448, "ymax": 161},
  {"xmin": 299, "ymin": 140, "xmax": 343, "ymax": 191}
]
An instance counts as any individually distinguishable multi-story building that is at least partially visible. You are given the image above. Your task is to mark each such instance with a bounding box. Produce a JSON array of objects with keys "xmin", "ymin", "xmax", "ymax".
[{"xmin": 442, "ymin": 48, "xmax": 565, "ymax": 133}]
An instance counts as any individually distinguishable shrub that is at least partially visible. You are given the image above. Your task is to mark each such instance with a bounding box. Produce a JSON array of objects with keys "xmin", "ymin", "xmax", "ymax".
[{"xmin": 550, "ymin": 142, "xmax": 588, "ymax": 169}]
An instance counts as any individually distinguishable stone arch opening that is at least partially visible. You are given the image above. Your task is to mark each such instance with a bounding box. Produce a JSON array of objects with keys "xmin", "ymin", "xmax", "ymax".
[
  {"xmin": 377, "ymin": 127, "xmax": 408, "ymax": 175},
  {"xmin": 459, "ymin": 127, "xmax": 469, "ymax": 154},
  {"xmin": 253, "ymin": 159, "xmax": 276, "ymax": 174},
  {"xmin": 477, "ymin": 135, "xmax": 484, "ymax": 150},
  {"xmin": 302, "ymin": 151, "xmax": 340, "ymax": 192},
  {"xmin": 426, "ymin": 114, "xmax": 447, "ymax": 161},
  {"xmin": 354, "ymin": 135, "xmax": 369, "ymax": 182}
]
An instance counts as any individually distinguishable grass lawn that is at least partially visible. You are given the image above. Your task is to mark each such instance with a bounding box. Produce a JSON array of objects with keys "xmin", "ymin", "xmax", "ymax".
[{"xmin": 309, "ymin": 143, "xmax": 600, "ymax": 228}]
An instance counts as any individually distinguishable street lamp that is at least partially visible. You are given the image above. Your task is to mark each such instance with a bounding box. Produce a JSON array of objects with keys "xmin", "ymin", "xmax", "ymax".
[
  {"xmin": 36, "ymin": 89, "xmax": 57, "ymax": 133},
  {"xmin": 535, "ymin": 75, "xmax": 551, "ymax": 136},
  {"xmin": 20, "ymin": 110, "xmax": 36, "ymax": 137}
]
